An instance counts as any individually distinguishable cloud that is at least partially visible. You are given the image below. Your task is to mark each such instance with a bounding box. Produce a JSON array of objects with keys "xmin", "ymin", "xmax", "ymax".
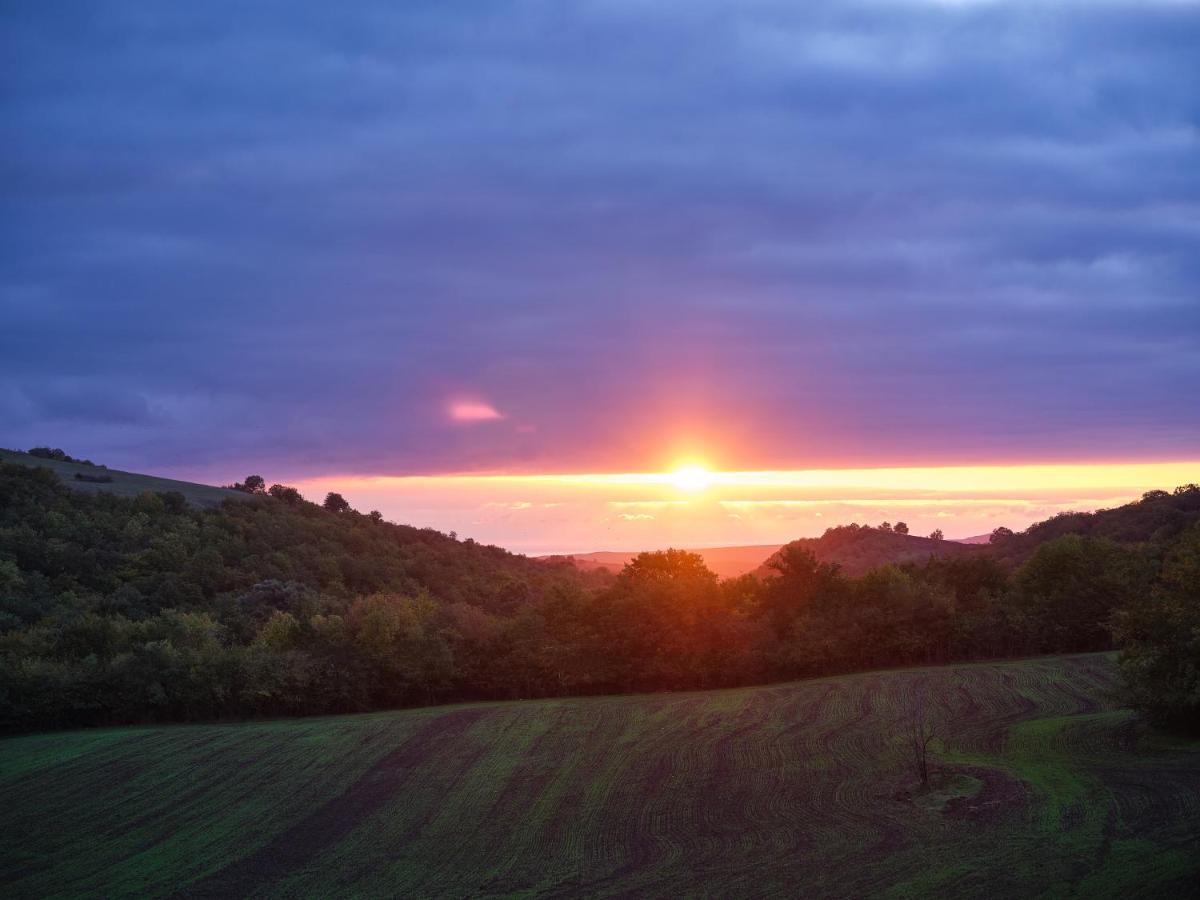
[
  {"xmin": 2, "ymin": 1, "xmax": 1197, "ymax": 477},
  {"xmin": 449, "ymin": 400, "xmax": 505, "ymax": 422}
]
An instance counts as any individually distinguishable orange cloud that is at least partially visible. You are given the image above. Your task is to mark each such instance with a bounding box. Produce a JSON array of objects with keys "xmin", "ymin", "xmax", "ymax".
[{"xmin": 449, "ymin": 400, "xmax": 504, "ymax": 422}]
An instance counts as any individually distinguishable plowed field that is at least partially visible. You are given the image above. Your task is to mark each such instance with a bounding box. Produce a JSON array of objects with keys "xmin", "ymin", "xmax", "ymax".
[{"xmin": 2, "ymin": 654, "xmax": 1197, "ymax": 898}]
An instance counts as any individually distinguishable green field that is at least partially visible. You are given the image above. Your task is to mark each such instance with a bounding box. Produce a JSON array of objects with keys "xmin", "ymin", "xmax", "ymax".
[
  {"xmin": 0, "ymin": 449, "xmax": 246, "ymax": 508},
  {"xmin": 1, "ymin": 654, "xmax": 1197, "ymax": 898}
]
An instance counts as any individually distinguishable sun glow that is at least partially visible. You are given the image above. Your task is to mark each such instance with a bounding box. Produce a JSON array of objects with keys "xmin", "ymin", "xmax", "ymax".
[
  {"xmin": 669, "ymin": 464, "xmax": 714, "ymax": 492},
  {"xmin": 292, "ymin": 460, "xmax": 1200, "ymax": 555}
]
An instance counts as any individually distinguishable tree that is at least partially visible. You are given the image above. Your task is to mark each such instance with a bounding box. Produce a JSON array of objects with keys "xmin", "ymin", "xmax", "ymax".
[
  {"xmin": 229, "ymin": 474, "xmax": 265, "ymax": 494},
  {"xmin": 1111, "ymin": 524, "xmax": 1200, "ymax": 733},
  {"xmin": 879, "ymin": 522, "xmax": 893, "ymax": 532},
  {"xmin": 268, "ymin": 484, "xmax": 303, "ymax": 504},
  {"xmin": 906, "ymin": 702, "xmax": 939, "ymax": 786},
  {"xmin": 989, "ymin": 526, "xmax": 1014, "ymax": 544},
  {"xmin": 323, "ymin": 492, "xmax": 351, "ymax": 513},
  {"xmin": 368, "ymin": 510, "xmax": 384, "ymax": 524},
  {"xmin": 894, "ymin": 522, "xmax": 909, "ymax": 535},
  {"xmin": 762, "ymin": 544, "xmax": 846, "ymax": 648},
  {"xmin": 1013, "ymin": 535, "xmax": 1148, "ymax": 653},
  {"xmin": 929, "ymin": 529, "xmax": 944, "ymax": 541}
]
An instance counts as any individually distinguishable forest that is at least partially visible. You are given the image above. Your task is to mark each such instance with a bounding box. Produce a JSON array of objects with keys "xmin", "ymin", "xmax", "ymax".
[{"xmin": 1, "ymin": 461, "xmax": 1197, "ymax": 733}]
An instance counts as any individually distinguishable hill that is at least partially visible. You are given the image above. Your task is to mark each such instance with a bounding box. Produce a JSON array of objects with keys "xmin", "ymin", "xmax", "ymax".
[
  {"xmin": 3, "ymin": 456, "xmax": 1197, "ymax": 734},
  {"xmin": 987, "ymin": 484, "xmax": 1200, "ymax": 566},
  {"xmin": 552, "ymin": 532, "xmax": 975, "ymax": 582},
  {"xmin": 0, "ymin": 448, "xmax": 247, "ymax": 509},
  {"xmin": 954, "ymin": 533, "xmax": 993, "ymax": 544},
  {"xmin": 541, "ymin": 544, "xmax": 782, "ymax": 579},
  {"xmin": 757, "ymin": 526, "xmax": 974, "ymax": 577},
  {"xmin": 1, "ymin": 653, "xmax": 1196, "ymax": 898}
]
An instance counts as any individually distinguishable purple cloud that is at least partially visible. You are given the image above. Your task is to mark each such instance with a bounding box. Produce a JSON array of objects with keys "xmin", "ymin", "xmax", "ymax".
[{"xmin": 2, "ymin": 1, "xmax": 1197, "ymax": 478}]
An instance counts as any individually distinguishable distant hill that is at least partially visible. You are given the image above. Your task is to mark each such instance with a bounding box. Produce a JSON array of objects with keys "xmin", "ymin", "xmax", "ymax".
[
  {"xmin": 954, "ymin": 533, "xmax": 993, "ymax": 545},
  {"xmin": 540, "ymin": 544, "xmax": 782, "ymax": 579},
  {"xmin": 549, "ymin": 531, "xmax": 974, "ymax": 581},
  {"xmin": 756, "ymin": 526, "xmax": 973, "ymax": 577},
  {"xmin": 0, "ymin": 448, "xmax": 248, "ymax": 508}
]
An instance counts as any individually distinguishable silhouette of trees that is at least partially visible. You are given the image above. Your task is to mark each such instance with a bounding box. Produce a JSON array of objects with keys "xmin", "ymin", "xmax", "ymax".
[
  {"xmin": 268, "ymin": 484, "xmax": 303, "ymax": 503},
  {"xmin": 230, "ymin": 474, "xmax": 266, "ymax": 494},
  {"xmin": 323, "ymin": 492, "xmax": 351, "ymax": 513}
]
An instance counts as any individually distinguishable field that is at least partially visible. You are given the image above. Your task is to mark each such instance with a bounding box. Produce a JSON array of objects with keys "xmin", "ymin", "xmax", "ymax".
[
  {"xmin": 0, "ymin": 449, "xmax": 246, "ymax": 508},
  {"xmin": 1, "ymin": 655, "xmax": 1197, "ymax": 898}
]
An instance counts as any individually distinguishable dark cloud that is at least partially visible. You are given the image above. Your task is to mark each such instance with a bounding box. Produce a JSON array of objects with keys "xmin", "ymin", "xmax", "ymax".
[{"xmin": 2, "ymin": 0, "xmax": 1198, "ymax": 476}]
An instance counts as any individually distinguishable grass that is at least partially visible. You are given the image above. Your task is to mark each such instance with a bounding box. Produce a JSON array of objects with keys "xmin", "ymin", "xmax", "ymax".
[
  {"xmin": 1, "ymin": 654, "xmax": 1197, "ymax": 898},
  {"xmin": 0, "ymin": 449, "xmax": 247, "ymax": 508}
]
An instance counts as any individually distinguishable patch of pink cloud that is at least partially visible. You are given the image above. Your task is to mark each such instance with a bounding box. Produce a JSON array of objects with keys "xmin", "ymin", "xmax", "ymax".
[{"xmin": 449, "ymin": 400, "xmax": 504, "ymax": 422}]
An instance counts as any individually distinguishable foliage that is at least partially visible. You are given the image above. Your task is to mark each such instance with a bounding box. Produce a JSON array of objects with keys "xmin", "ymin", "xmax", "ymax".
[
  {"xmin": 229, "ymin": 474, "xmax": 266, "ymax": 494},
  {"xmin": 1111, "ymin": 523, "xmax": 1200, "ymax": 733},
  {"xmin": 323, "ymin": 491, "xmax": 351, "ymax": 513},
  {"xmin": 1, "ymin": 462, "xmax": 1197, "ymax": 732},
  {"xmin": 26, "ymin": 447, "xmax": 95, "ymax": 466}
]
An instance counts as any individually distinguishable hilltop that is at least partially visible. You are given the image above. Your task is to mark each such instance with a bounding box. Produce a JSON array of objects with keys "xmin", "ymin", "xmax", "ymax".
[
  {"xmin": 547, "ymin": 533, "xmax": 989, "ymax": 581},
  {"xmin": 0, "ymin": 448, "xmax": 247, "ymax": 509},
  {"xmin": 987, "ymin": 485, "xmax": 1200, "ymax": 566},
  {"xmin": 2, "ymin": 654, "xmax": 1196, "ymax": 898},
  {"xmin": 757, "ymin": 525, "xmax": 974, "ymax": 577}
]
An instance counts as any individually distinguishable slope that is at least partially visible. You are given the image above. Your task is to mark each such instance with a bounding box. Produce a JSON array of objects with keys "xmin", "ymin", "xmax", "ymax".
[
  {"xmin": 1, "ymin": 654, "xmax": 1197, "ymax": 899},
  {"xmin": 0, "ymin": 448, "xmax": 247, "ymax": 509}
]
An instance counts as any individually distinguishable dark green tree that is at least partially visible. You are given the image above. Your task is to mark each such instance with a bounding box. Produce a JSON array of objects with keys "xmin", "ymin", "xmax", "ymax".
[{"xmin": 1111, "ymin": 524, "xmax": 1200, "ymax": 733}]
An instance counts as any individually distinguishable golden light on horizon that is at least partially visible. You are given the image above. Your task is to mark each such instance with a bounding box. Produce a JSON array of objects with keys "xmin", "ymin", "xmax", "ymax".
[
  {"xmin": 290, "ymin": 459, "xmax": 1199, "ymax": 556},
  {"xmin": 296, "ymin": 460, "xmax": 1200, "ymax": 496},
  {"xmin": 669, "ymin": 464, "xmax": 714, "ymax": 493}
]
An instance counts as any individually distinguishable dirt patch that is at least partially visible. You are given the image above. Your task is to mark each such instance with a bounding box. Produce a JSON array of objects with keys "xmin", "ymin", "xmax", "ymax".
[
  {"xmin": 942, "ymin": 766, "xmax": 1029, "ymax": 826},
  {"xmin": 175, "ymin": 708, "xmax": 485, "ymax": 899}
]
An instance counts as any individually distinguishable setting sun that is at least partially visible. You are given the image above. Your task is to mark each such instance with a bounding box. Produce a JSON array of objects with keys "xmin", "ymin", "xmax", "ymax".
[{"xmin": 669, "ymin": 464, "xmax": 714, "ymax": 492}]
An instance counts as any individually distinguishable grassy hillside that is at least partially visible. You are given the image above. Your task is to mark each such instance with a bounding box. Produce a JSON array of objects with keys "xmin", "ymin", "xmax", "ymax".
[
  {"xmin": 2, "ymin": 654, "xmax": 1196, "ymax": 898},
  {"xmin": 0, "ymin": 448, "xmax": 247, "ymax": 509}
]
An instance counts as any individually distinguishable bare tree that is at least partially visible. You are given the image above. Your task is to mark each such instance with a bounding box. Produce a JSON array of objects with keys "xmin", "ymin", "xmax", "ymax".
[{"xmin": 907, "ymin": 698, "xmax": 939, "ymax": 786}]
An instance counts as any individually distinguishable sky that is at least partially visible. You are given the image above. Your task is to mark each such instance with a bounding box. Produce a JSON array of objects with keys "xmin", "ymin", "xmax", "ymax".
[{"xmin": 3, "ymin": 1, "xmax": 1198, "ymax": 554}]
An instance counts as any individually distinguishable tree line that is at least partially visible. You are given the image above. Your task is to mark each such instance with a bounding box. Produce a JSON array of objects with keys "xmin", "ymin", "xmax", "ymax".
[{"xmin": 1, "ymin": 462, "xmax": 1196, "ymax": 733}]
